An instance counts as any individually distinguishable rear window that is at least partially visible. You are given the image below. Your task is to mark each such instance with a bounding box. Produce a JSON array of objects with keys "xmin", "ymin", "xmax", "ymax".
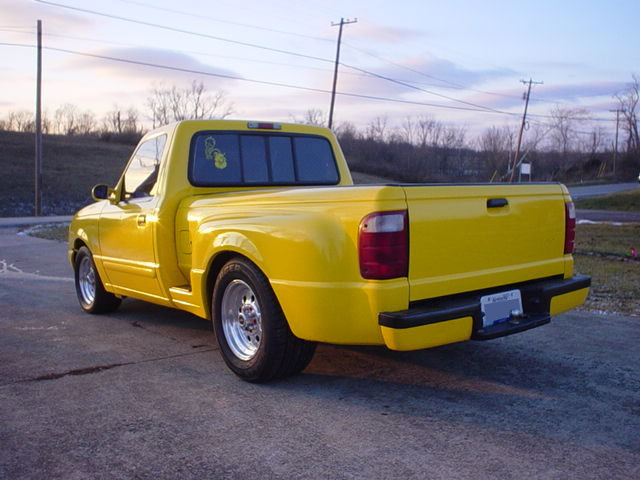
[{"xmin": 189, "ymin": 132, "xmax": 339, "ymax": 186}]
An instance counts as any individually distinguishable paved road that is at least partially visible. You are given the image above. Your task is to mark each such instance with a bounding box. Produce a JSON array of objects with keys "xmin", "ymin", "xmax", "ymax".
[
  {"xmin": 1, "ymin": 229, "xmax": 639, "ymax": 479},
  {"xmin": 567, "ymin": 182, "xmax": 638, "ymax": 199}
]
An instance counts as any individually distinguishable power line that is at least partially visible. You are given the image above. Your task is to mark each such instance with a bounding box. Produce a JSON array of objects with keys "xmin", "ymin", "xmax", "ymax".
[
  {"xmin": 342, "ymin": 41, "xmax": 520, "ymax": 98},
  {"xmin": 0, "ymin": 40, "xmax": 618, "ymax": 126},
  {"xmin": 113, "ymin": 0, "xmax": 333, "ymax": 44},
  {"xmin": 34, "ymin": 1, "xmax": 336, "ymax": 64},
  {"xmin": 0, "ymin": 41, "xmax": 519, "ymax": 116},
  {"xmin": 41, "ymin": 31, "xmax": 340, "ymax": 74},
  {"xmin": 340, "ymin": 62, "xmax": 512, "ymax": 115},
  {"xmin": 31, "ymin": 1, "xmax": 624, "ymax": 121},
  {"xmin": 36, "ymin": 30, "xmax": 521, "ymax": 97},
  {"xmin": 34, "ymin": 1, "xmax": 526, "ymax": 116}
]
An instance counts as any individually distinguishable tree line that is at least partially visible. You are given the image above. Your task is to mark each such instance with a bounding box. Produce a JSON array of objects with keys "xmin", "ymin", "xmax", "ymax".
[
  {"xmin": 0, "ymin": 81, "xmax": 233, "ymax": 144},
  {"xmin": 1, "ymin": 76, "xmax": 638, "ymax": 182}
]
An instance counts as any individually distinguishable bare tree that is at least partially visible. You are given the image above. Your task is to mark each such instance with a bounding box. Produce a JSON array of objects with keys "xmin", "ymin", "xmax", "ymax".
[
  {"xmin": 479, "ymin": 125, "xmax": 514, "ymax": 177},
  {"xmin": 399, "ymin": 116, "xmax": 416, "ymax": 145},
  {"xmin": 442, "ymin": 125, "xmax": 466, "ymax": 150},
  {"xmin": 415, "ymin": 115, "xmax": 443, "ymax": 148},
  {"xmin": 302, "ymin": 108, "xmax": 326, "ymax": 126},
  {"xmin": 76, "ymin": 111, "xmax": 96, "ymax": 135},
  {"xmin": 54, "ymin": 103, "xmax": 79, "ymax": 135},
  {"xmin": 4, "ymin": 110, "xmax": 35, "ymax": 132},
  {"xmin": 549, "ymin": 106, "xmax": 588, "ymax": 155},
  {"xmin": 124, "ymin": 107, "xmax": 142, "ymax": 134},
  {"xmin": 103, "ymin": 105, "xmax": 142, "ymax": 134},
  {"xmin": 579, "ymin": 125, "xmax": 607, "ymax": 156},
  {"xmin": 104, "ymin": 105, "xmax": 124, "ymax": 134},
  {"xmin": 147, "ymin": 81, "xmax": 233, "ymax": 128},
  {"xmin": 365, "ymin": 116, "xmax": 388, "ymax": 142},
  {"xmin": 615, "ymin": 74, "xmax": 640, "ymax": 153}
]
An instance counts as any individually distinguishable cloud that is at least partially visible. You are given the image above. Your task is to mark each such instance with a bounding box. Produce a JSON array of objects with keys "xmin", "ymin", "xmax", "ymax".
[
  {"xmin": 64, "ymin": 47, "xmax": 241, "ymax": 87},
  {"xmin": 1, "ymin": 0, "xmax": 92, "ymax": 30},
  {"xmin": 335, "ymin": 56, "xmax": 516, "ymax": 100},
  {"xmin": 536, "ymin": 82, "xmax": 629, "ymax": 101},
  {"xmin": 350, "ymin": 24, "xmax": 427, "ymax": 44},
  {"xmin": 462, "ymin": 81, "xmax": 629, "ymax": 112}
]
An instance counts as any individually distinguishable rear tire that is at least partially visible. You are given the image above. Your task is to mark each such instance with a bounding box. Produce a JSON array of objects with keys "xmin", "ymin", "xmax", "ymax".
[
  {"xmin": 212, "ymin": 258, "xmax": 316, "ymax": 382},
  {"xmin": 74, "ymin": 246, "xmax": 121, "ymax": 314}
]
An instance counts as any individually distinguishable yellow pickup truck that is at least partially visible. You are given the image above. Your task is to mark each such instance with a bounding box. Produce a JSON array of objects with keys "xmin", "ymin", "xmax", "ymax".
[{"xmin": 69, "ymin": 120, "xmax": 590, "ymax": 381}]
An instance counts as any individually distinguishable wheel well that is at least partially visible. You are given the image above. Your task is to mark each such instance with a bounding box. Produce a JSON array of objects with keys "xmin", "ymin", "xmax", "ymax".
[
  {"xmin": 205, "ymin": 251, "xmax": 245, "ymax": 317},
  {"xmin": 71, "ymin": 239, "xmax": 88, "ymax": 264}
]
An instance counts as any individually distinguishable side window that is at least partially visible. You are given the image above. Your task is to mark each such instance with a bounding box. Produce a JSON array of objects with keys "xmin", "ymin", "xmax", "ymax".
[{"xmin": 124, "ymin": 135, "xmax": 167, "ymax": 198}]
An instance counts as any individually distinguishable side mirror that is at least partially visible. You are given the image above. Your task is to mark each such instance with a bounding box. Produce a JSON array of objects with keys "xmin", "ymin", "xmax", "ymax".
[{"xmin": 91, "ymin": 184, "xmax": 110, "ymax": 201}]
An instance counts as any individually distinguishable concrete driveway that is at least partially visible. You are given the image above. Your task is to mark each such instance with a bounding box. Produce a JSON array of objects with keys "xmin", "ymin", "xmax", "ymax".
[{"xmin": 1, "ymin": 228, "xmax": 638, "ymax": 479}]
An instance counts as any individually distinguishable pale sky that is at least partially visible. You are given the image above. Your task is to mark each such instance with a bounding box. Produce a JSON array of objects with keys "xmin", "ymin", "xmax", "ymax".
[{"xmin": 1, "ymin": 0, "xmax": 638, "ymax": 138}]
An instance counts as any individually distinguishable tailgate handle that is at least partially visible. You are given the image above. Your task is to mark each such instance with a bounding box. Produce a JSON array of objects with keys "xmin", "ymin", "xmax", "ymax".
[{"xmin": 487, "ymin": 198, "xmax": 508, "ymax": 208}]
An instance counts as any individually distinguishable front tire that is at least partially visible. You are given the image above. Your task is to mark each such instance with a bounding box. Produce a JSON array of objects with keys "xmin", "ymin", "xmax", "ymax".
[
  {"xmin": 212, "ymin": 258, "xmax": 316, "ymax": 382},
  {"xmin": 74, "ymin": 246, "xmax": 121, "ymax": 314}
]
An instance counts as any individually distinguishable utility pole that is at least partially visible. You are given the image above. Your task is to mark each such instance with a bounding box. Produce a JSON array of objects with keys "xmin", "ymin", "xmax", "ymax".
[
  {"xmin": 511, "ymin": 78, "xmax": 543, "ymax": 182},
  {"xmin": 35, "ymin": 19, "xmax": 43, "ymax": 216},
  {"xmin": 328, "ymin": 17, "xmax": 357, "ymax": 130},
  {"xmin": 609, "ymin": 109, "xmax": 620, "ymax": 176}
]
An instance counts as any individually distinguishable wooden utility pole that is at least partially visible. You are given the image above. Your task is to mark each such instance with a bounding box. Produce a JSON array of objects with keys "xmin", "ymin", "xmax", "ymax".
[
  {"xmin": 609, "ymin": 109, "xmax": 620, "ymax": 176},
  {"xmin": 328, "ymin": 17, "xmax": 357, "ymax": 130},
  {"xmin": 35, "ymin": 19, "xmax": 43, "ymax": 216},
  {"xmin": 511, "ymin": 78, "xmax": 542, "ymax": 182}
]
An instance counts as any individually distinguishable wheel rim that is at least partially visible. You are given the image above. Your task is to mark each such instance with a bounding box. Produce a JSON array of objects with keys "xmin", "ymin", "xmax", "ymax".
[
  {"xmin": 78, "ymin": 256, "xmax": 96, "ymax": 305},
  {"xmin": 221, "ymin": 279, "xmax": 263, "ymax": 361}
]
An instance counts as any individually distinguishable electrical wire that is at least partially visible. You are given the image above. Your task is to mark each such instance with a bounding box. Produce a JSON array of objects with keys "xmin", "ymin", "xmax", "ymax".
[
  {"xmin": 33, "ymin": 0, "xmax": 524, "ymax": 115},
  {"xmin": 32, "ymin": 0, "xmax": 621, "ymax": 121},
  {"xmin": 34, "ymin": 0, "xmax": 336, "ymax": 65},
  {"xmin": 113, "ymin": 0, "xmax": 333, "ymax": 43},
  {"xmin": 0, "ymin": 41, "xmax": 520, "ymax": 116}
]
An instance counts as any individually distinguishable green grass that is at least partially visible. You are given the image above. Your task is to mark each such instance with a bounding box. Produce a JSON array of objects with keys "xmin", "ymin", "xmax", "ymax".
[
  {"xmin": 574, "ymin": 188, "xmax": 640, "ymax": 211},
  {"xmin": 0, "ymin": 130, "xmax": 134, "ymax": 216}
]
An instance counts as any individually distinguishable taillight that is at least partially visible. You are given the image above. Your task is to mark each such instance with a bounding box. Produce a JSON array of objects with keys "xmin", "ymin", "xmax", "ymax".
[
  {"xmin": 359, "ymin": 210, "xmax": 408, "ymax": 279},
  {"xmin": 564, "ymin": 201, "xmax": 576, "ymax": 254}
]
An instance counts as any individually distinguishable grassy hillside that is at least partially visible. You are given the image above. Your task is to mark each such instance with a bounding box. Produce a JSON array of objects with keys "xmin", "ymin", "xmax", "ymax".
[{"xmin": 0, "ymin": 130, "xmax": 134, "ymax": 216}]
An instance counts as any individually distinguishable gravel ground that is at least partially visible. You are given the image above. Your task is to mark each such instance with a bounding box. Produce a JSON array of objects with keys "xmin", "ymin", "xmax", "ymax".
[{"xmin": 0, "ymin": 228, "xmax": 638, "ymax": 479}]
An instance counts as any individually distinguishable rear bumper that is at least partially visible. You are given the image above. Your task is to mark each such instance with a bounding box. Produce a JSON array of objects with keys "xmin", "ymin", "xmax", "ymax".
[{"xmin": 378, "ymin": 274, "xmax": 591, "ymax": 351}]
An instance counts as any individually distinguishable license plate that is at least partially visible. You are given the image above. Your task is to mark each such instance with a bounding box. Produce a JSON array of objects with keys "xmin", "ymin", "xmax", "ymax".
[{"xmin": 480, "ymin": 289, "xmax": 523, "ymax": 327}]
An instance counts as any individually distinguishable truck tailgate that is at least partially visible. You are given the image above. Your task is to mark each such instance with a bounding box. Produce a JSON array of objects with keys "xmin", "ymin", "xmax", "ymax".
[{"xmin": 404, "ymin": 184, "xmax": 568, "ymax": 302}]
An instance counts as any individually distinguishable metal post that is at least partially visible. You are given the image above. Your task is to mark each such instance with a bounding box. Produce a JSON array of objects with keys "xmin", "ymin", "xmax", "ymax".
[
  {"xmin": 609, "ymin": 109, "xmax": 620, "ymax": 176},
  {"xmin": 35, "ymin": 19, "xmax": 42, "ymax": 216}
]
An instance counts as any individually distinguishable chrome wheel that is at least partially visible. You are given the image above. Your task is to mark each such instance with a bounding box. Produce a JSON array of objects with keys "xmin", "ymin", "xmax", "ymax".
[
  {"xmin": 221, "ymin": 279, "xmax": 263, "ymax": 361},
  {"xmin": 78, "ymin": 255, "xmax": 96, "ymax": 306}
]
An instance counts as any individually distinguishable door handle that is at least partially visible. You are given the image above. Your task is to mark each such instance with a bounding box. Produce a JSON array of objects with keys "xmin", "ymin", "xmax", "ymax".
[
  {"xmin": 137, "ymin": 214, "xmax": 147, "ymax": 226},
  {"xmin": 487, "ymin": 198, "xmax": 508, "ymax": 208}
]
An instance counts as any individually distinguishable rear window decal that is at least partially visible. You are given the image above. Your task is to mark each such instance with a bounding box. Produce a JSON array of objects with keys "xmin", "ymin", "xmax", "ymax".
[{"xmin": 204, "ymin": 136, "xmax": 228, "ymax": 169}]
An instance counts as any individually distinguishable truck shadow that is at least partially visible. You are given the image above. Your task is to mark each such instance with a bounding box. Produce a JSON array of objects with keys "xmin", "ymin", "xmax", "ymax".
[{"xmin": 265, "ymin": 336, "xmax": 638, "ymax": 452}]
